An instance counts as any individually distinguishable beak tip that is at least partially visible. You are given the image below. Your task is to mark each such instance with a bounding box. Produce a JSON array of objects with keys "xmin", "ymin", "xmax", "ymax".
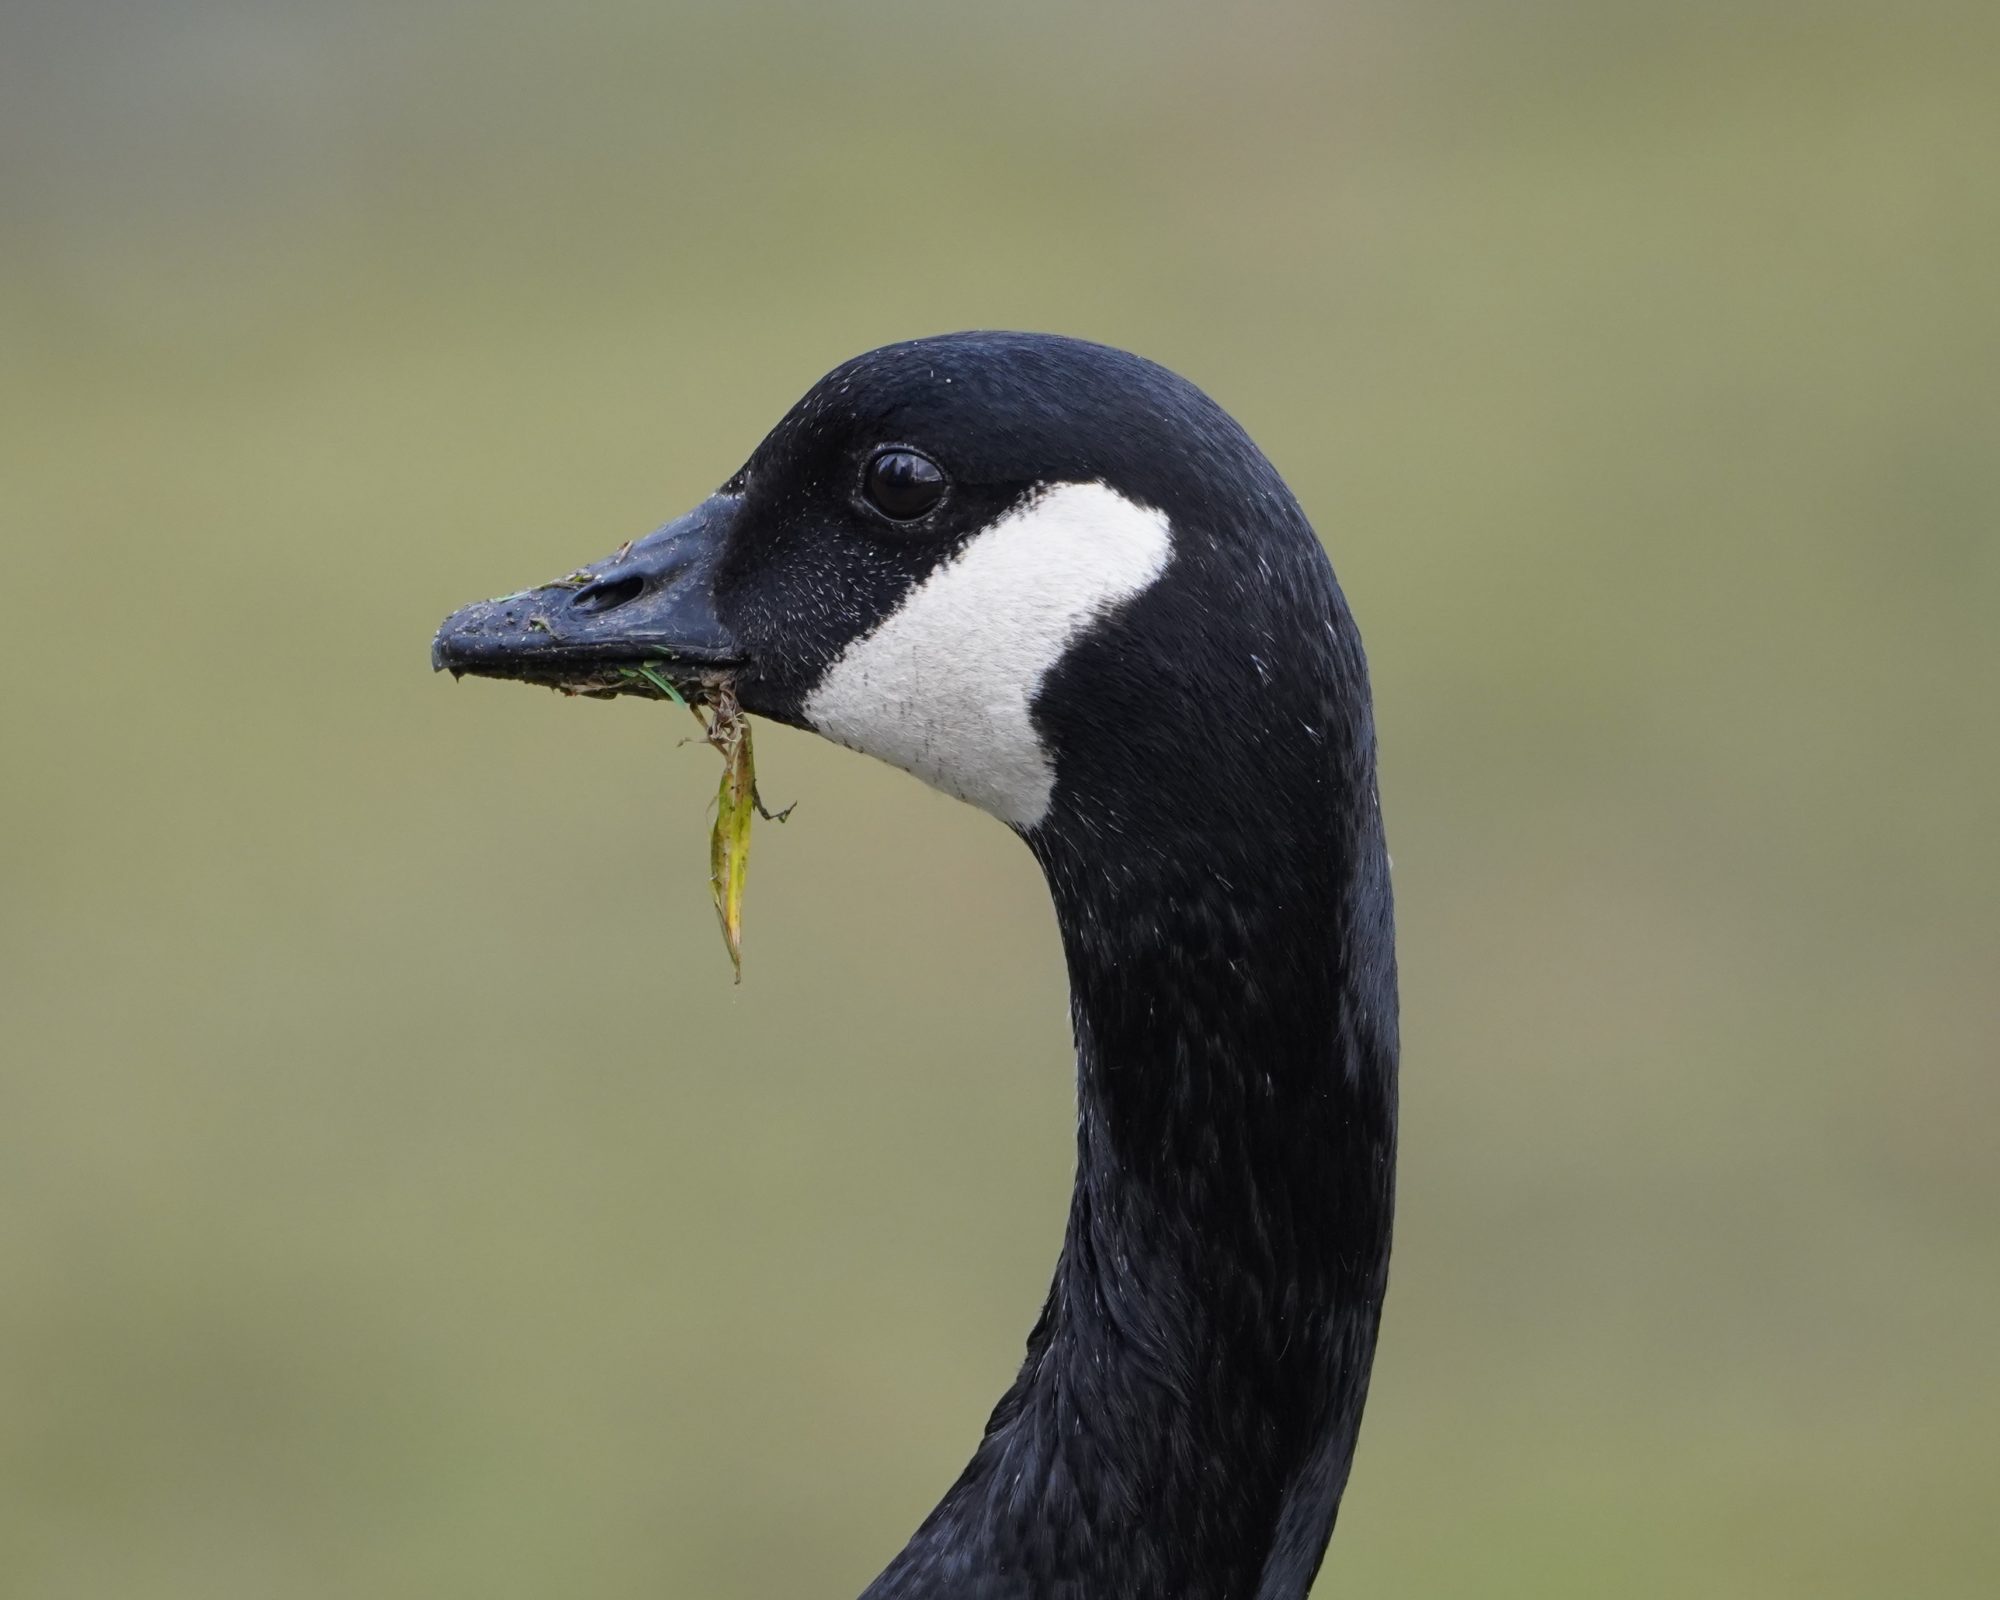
[{"xmin": 431, "ymin": 605, "xmax": 485, "ymax": 674}]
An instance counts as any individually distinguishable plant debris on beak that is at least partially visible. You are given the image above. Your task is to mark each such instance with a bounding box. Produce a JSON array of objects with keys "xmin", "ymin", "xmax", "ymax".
[{"xmin": 620, "ymin": 665, "xmax": 790, "ymax": 982}]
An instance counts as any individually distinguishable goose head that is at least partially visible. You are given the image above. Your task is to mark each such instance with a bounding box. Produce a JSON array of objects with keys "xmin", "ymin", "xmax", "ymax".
[
  {"xmin": 432, "ymin": 331, "xmax": 1395, "ymax": 1600},
  {"xmin": 434, "ymin": 330, "xmax": 1371, "ymax": 852}
]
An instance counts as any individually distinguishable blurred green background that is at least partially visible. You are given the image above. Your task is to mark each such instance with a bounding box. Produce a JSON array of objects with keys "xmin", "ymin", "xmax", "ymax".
[{"xmin": 4, "ymin": 2, "xmax": 1996, "ymax": 1595}]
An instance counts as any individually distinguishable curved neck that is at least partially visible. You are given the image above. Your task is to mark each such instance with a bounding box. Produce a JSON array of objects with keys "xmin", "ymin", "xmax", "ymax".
[{"xmin": 862, "ymin": 780, "xmax": 1398, "ymax": 1600}]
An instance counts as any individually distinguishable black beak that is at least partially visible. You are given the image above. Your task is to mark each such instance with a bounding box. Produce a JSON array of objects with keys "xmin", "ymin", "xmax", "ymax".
[{"xmin": 432, "ymin": 494, "xmax": 742, "ymax": 692}]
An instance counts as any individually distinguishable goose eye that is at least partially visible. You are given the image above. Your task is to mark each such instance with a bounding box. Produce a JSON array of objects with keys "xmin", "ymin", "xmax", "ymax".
[{"xmin": 863, "ymin": 449, "xmax": 947, "ymax": 521}]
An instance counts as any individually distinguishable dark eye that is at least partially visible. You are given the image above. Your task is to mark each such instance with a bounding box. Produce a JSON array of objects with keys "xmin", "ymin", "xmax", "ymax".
[{"xmin": 863, "ymin": 449, "xmax": 947, "ymax": 521}]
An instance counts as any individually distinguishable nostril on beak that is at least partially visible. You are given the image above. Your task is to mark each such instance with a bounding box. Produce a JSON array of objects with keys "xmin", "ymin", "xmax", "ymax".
[{"xmin": 571, "ymin": 573, "xmax": 646, "ymax": 614}]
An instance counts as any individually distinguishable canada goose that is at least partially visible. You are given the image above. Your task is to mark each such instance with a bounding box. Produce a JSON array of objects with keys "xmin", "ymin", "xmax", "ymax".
[{"xmin": 433, "ymin": 331, "xmax": 1397, "ymax": 1600}]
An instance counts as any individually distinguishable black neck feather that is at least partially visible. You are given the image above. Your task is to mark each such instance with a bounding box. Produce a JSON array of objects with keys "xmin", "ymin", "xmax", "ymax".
[{"xmin": 861, "ymin": 674, "xmax": 1398, "ymax": 1600}]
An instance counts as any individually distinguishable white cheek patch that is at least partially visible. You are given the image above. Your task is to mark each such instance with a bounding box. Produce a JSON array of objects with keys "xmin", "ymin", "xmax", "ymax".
[{"xmin": 802, "ymin": 481, "xmax": 1173, "ymax": 828}]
